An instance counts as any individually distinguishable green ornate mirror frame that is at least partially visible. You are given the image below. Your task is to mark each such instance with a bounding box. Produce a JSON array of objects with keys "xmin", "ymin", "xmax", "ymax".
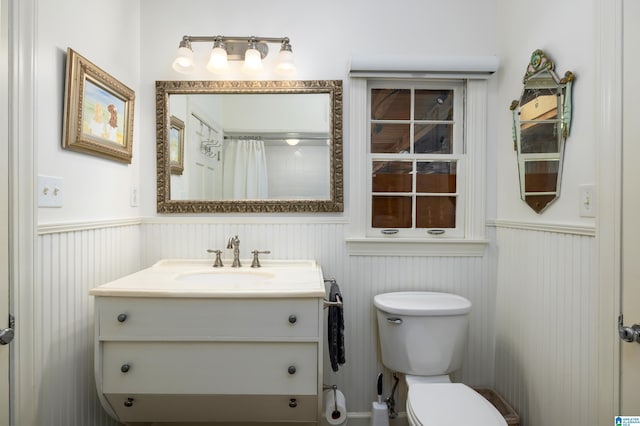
[{"xmin": 510, "ymin": 50, "xmax": 575, "ymax": 213}]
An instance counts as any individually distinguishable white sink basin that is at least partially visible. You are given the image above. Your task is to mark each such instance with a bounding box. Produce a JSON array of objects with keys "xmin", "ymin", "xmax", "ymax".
[
  {"xmin": 176, "ymin": 270, "xmax": 275, "ymax": 287},
  {"xmin": 89, "ymin": 258, "xmax": 325, "ymax": 298}
]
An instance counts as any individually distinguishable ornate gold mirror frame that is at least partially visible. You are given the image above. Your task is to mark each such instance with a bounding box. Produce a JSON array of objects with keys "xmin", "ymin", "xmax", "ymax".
[
  {"xmin": 510, "ymin": 50, "xmax": 575, "ymax": 213},
  {"xmin": 156, "ymin": 80, "xmax": 343, "ymax": 213}
]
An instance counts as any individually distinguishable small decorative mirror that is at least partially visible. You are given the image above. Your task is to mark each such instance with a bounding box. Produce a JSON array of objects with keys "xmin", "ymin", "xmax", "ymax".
[{"xmin": 510, "ymin": 49, "xmax": 575, "ymax": 213}]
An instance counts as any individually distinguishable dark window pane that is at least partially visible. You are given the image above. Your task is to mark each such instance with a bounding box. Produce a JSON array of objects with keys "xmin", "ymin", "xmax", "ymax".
[
  {"xmin": 520, "ymin": 122, "xmax": 560, "ymax": 153},
  {"xmin": 414, "ymin": 124, "xmax": 453, "ymax": 154},
  {"xmin": 371, "ymin": 89, "xmax": 411, "ymax": 120},
  {"xmin": 372, "ymin": 161, "xmax": 413, "ymax": 192},
  {"xmin": 371, "ymin": 123, "xmax": 410, "ymax": 153},
  {"xmin": 524, "ymin": 161, "xmax": 559, "ymax": 192},
  {"xmin": 415, "ymin": 90, "xmax": 453, "ymax": 120},
  {"xmin": 372, "ymin": 196, "xmax": 412, "ymax": 228},
  {"xmin": 416, "ymin": 162, "xmax": 456, "ymax": 193},
  {"xmin": 416, "ymin": 196, "xmax": 456, "ymax": 228}
]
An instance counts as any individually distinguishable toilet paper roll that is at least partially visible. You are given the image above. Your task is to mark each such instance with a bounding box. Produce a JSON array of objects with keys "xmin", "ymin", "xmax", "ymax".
[{"xmin": 323, "ymin": 389, "xmax": 347, "ymax": 425}]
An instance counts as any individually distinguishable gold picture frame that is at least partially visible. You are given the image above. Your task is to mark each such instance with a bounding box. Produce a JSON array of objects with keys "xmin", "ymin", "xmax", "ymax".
[
  {"xmin": 169, "ymin": 115, "xmax": 185, "ymax": 175},
  {"xmin": 63, "ymin": 48, "xmax": 135, "ymax": 163}
]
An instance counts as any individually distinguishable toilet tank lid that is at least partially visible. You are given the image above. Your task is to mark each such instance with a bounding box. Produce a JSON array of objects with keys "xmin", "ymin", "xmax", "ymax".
[{"xmin": 374, "ymin": 292, "xmax": 471, "ymax": 316}]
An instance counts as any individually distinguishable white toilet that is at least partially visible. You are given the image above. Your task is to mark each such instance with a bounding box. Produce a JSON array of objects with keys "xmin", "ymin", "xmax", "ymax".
[{"xmin": 374, "ymin": 291, "xmax": 506, "ymax": 426}]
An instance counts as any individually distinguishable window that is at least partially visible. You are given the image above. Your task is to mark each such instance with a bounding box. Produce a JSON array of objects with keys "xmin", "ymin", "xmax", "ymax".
[
  {"xmin": 368, "ymin": 81, "xmax": 465, "ymax": 238},
  {"xmin": 347, "ymin": 60, "xmax": 495, "ymax": 256}
]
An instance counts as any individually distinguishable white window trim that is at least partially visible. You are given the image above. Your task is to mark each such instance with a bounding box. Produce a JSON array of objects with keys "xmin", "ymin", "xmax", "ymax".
[{"xmin": 346, "ymin": 63, "xmax": 496, "ymax": 256}]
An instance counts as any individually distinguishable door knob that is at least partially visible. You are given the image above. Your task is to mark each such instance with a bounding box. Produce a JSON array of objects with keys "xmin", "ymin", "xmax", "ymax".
[
  {"xmin": 0, "ymin": 315, "xmax": 15, "ymax": 345},
  {"xmin": 618, "ymin": 314, "xmax": 640, "ymax": 343}
]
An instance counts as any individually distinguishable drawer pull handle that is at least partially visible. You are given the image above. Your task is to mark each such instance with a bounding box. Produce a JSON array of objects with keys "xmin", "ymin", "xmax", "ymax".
[
  {"xmin": 124, "ymin": 397, "xmax": 134, "ymax": 408},
  {"xmin": 289, "ymin": 398, "xmax": 297, "ymax": 408},
  {"xmin": 288, "ymin": 315, "xmax": 297, "ymax": 324},
  {"xmin": 120, "ymin": 364, "xmax": 130, "ymax": 373},
  {"xmin": 288, "ymin": 365, "xmax": 296, "ymax": 375},
  {"xmin": 117, "ymin": 314, "xmax": 128, "ymax": 323}
]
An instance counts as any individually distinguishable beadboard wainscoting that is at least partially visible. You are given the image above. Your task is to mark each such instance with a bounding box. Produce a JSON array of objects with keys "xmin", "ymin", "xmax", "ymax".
[
  {"xmin": 36, "ymin": 222, "xmax": 141, "ymax": 426},
  {"xmin": 32, "ymin": 218, "xmax": 598, "ymax": 425},
  {"xmin": 494, "ymin": 224, "xmax": 597, "ymax": 426}
]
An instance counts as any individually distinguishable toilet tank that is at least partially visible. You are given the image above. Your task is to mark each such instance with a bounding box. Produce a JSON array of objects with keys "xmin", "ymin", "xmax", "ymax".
[{"xmin": 374, "ymin": 292, "xmax": 471, "ymax": 376}]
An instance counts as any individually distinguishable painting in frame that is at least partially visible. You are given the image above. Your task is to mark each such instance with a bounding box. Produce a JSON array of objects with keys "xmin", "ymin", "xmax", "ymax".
[
  {"xmin": 169, "ymin": 115, "xmax": 185, "ymax": 175},
  {"xmin": 63, "ymin": 48, "xmax": 135, "ymax": 163}
]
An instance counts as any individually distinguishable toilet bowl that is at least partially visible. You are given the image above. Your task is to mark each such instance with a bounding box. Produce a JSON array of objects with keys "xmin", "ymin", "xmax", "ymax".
[
  {"xmin": 373, "ymin": 292, "xmax": 506, "ymax": 426},
  {"xmin": 404, "ymin": 376, "xmax": 506, "ymax": 426},
  {"xmin": 406, "ymin": 382, "xmax": 506, "ymax": 426}
]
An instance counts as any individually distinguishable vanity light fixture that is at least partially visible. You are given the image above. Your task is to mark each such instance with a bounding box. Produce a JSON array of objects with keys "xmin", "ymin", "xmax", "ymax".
[{"xmin": 172, "ymin": 35, "xmax": 296, "ymax": 76}]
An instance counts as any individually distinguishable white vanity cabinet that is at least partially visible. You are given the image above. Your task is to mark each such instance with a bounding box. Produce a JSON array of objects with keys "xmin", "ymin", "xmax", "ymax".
[{"xmin": 90, "ymin": 260, "xmax": 327, "ymax": 425}]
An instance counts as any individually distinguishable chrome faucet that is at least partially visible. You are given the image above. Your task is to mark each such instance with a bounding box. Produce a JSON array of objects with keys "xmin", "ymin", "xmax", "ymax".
[{"xmin": 227, "ymin": 235, "xmax": 241, "ymax": 267}]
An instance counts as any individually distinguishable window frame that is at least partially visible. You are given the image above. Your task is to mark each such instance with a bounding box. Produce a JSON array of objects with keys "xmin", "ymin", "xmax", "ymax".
[{"xmin": 347, "ymin": 68, "xmax": 494, "ymax": 256}]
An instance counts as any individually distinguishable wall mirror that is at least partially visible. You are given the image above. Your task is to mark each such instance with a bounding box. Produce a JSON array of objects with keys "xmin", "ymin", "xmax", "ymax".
[
  {"xmin": 510, "ymin": 50, "xmax": 574, "ymax": 213},
  {"xmin": 156, "ymin": 80, "xmax": 343, "ymax": 213}
]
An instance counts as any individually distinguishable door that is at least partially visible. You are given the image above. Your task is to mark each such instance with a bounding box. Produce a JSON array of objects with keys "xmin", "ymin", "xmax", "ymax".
[
  {"xmin": 0, "ymin": 0, "xmax": 11, "ymax": 423},
  {"xmin": 621, "ymin": 0, "xmax": 640, "ymax": 414}
]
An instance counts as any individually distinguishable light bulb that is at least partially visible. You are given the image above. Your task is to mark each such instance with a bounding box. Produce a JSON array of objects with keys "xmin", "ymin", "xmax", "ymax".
[
  {"xmin": 206, "ymin": 46, "xmax": 228, "ymax": 74},
  {"xmin": 286, "ymin": 139, "xmax": 300, "ymax": 146},
  {"xmin": 242, "ymin": 46, "xmax": 263, "ymax": 74},
  {"xmin": 276, "ymin": 49, "xmax": 296, "ymax": 76},
  {"xmin": 172, "ymin": 42, "xmax": 195, "ymax": 74}
]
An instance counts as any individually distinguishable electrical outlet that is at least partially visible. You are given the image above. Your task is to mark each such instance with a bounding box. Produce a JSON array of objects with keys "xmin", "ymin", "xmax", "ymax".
[
  {"xmin": 130, "ymin": 186, "xmax": 139, "ymax": 207},
  {"xmin": 38, "ymin": 175, "xmax": 63, "ymax": 208},
  {"xmin": 579, "ymin": 184, "xmax": 596, "ymax": 218}
]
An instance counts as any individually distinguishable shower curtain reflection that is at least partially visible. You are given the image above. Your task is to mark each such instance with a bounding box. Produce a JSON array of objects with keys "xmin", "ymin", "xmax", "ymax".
[{"xmin": 222, "ymin": 138, "xmax": 269, "ymax": 199}]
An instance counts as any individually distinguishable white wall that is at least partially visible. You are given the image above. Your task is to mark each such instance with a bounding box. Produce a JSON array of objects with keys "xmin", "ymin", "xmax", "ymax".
[
  {"xmin": 36, "ymin": 0, "xmax": 141, "ymax": 224},
  {"xmin": 495, "ymin": 0, "xmax": 596, "ymax": 224},
  {"xmin": 493, "ymin": 0, "xmax": 600, "ymax": 424},
  {"xmin": 138, "ymin": 0, "xmax": 499, "ymax": 217}
]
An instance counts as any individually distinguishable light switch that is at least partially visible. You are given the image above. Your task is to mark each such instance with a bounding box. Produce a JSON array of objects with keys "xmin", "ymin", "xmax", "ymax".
[
  {"xmin": 130, "ymin": 186, "xmax": 139, "ymax": 207},
  {"xmin": 38, "ymin": 175, "xmax": 63, "ymax": 208},
  {"xmin": 579, "ymin": 184, "xmax": 596, "ymax": 218}
]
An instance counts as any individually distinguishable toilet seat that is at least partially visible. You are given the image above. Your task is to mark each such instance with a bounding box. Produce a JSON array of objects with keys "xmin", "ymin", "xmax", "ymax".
[{"xmin": 406, "ymin": 383, "xmax": 507, "ymax": 426}]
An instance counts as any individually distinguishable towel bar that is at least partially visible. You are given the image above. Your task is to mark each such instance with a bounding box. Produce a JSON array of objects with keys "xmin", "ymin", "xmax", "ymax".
[
  {"xmin": 323, "ymin": 278, "xmax": 343, "ymax": 308},
  {"xmin": 323, "ymin": 294, "xmax": 342, "ymax": 308}
]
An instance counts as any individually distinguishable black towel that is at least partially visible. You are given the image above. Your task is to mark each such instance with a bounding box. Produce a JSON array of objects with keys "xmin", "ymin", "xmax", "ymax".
[{"xmin": 328, "ymin": 281, "xmax": 345, "ymax": 372}]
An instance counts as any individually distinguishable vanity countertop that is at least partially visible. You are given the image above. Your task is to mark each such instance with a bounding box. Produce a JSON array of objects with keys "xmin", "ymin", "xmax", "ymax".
[{"xmin": 89, "ymin": 258, "xmax": 326, "ymax": 298}]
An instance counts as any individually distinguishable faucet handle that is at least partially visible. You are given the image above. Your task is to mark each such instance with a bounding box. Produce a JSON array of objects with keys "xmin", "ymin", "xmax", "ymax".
[
  {"xmin": 206, "ymin": 249, "xmax": 224, "ymax": 267},
  {"xmin": 250, "ymin": 250, "xmax": 271, "ymax": 268}
]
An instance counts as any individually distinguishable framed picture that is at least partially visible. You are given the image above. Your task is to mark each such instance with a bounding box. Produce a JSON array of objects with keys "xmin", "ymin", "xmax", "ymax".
[
  {"xmin": 169, "ymin": 115, "xmax": 185, "ymax": 175},
  {"xmin": 63, "ymin": 48, "xmax": 135, "ymax": 163}
]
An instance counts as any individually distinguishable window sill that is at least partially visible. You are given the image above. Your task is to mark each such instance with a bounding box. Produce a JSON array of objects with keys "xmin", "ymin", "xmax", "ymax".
[{"xmin": 345, "ymin": 237, "xmax": 488, "ymax": 256}]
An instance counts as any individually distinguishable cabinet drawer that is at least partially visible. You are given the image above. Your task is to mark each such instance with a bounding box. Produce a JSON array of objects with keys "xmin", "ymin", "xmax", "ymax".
[
  {"xmin": 96, "ymin": 297, "xmax": 320, "ymax": 339},
  {"xmin": 105, "ymin": 393, "xmax": 318, "ymax": 423},
  {"xmin": 102, "ymin": 341, "xmax": 318, "ymax": 395}
]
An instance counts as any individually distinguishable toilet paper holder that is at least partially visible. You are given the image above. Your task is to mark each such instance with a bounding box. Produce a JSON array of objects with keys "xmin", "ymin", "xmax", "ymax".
[{"xmin": 323, "ymin": 384, "xmax": 339, "ymax": 416}]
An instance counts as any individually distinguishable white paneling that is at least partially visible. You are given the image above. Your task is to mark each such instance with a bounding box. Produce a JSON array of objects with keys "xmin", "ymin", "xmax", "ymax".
[
  {"xmin": 494, "ymin": 226, "xmax": 597, "ymax": 425},
  {"xmin": 35, "ymin": 224, "xmax": 140, "ymax": 426},
  {"xmin": 141, "ymin": 222, "xmax": 498, "ymax": 413}
]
